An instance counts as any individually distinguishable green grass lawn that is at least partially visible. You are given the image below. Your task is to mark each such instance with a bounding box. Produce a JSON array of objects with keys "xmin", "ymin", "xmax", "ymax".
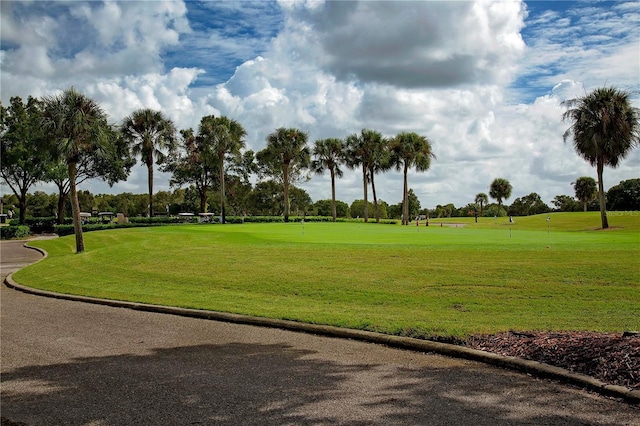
[{"xmin": 14, "ymin": 212, "xmax": 640, "ymax": 339}]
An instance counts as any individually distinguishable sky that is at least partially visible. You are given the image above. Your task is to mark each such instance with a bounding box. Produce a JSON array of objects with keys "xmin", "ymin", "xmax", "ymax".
[{"xmin": 1, "ymin": 0, "xmax": 639, "ymax": 210}]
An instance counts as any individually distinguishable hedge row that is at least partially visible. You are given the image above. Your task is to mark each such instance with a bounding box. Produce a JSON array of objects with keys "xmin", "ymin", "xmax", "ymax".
[
  {"xmin": 225, "ymin": 216, "xmax": 398, "ymax": 224},
  {"xmin": 53, "ymin": 222, "xmax": 183, "ymax": 236},
  {"xmin": 0, "ymin": 225, "xmax": 31, "ymax": 239},
  {"xmin": 46, "ymin": 215, "xmax": 398, "ymax": 236}
]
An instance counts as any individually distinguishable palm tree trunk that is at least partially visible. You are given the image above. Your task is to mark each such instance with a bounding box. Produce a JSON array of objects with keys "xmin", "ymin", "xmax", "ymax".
[
  {"xmin": 403, "ymin": 164, "xmax": 409, "ymax": 225},
  {"xmin": 147, "ymin": 159, "xmax": 154, "ymax": 218},
  {"xmin": 583, "ymin": 201, "xmax": 588, "ymax": 212},
  {"xmin": 370, "ymin": 166, "xmax": 379, "ymax": 223},
  {"xmin": 330, "ymin": 168, "xmax": 337, "ymax": 222},
  {"xmin": 68, "ymin": 162, "xmax": 84, "ymax": 254},
  {"xmin": 283, "ymin": 162, "xmax": 290, "ymax": 222},
  {"xmin": 362, "ymin": 164, "xmax": 368, "ymax": 222},
  {"xmin": 220, "ymin": 156, "xmax": 226, "ymax": 224},
  {"xmin": 597, "ymin": 160, "xmax": 608, "ymax": 229}
]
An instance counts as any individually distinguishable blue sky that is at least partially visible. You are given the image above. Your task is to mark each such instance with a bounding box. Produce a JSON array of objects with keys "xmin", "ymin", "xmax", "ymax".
[{"xmin": 1, "ymin": 0, "xmax": 638, "ymax": 209}]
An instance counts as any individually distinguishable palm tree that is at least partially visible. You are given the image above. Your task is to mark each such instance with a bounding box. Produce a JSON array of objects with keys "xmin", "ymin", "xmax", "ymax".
[
  {"xmin": 573, "ymin": 176, "xmax": 597, "ymax": 212},
  {"xmin": 364, "ymin": 130, "xmax": 390, "ymax": 223},
  {"xmin": 475, "ymin": 193, "xmax": 488, "ymax": 216},
  {"xmin": 489, "ymin": 178, "xmax": 512, "ymax": 215},
  {"xmin": 42, "ymin": 87, "xmax": 112, "ymax": 253},
  {"xmin": 345, "ymin": 132, "xmax": 369, "ymax": 222},
  {"xmin": 311, "ymin": 138, "xmax": 345, "ymax": 222},
  {"xmin": 345, "ymin": 129, "xmax": 386, "ymax": 222},
  {"xmin": 256, "ymin": 128, "xmax": 310, "ymax": 222},
  {"xmin": 390, "ymin": 132, "xmax": 436, "ymax": 225},
  {"xmin": 199, "ymin": 115, "xmax": 247, "ymax": 223},
  {"xmin": 121, "ymin": 109, "xmax": 176, "ymax": 217},
  {"xmin": 562, "ymin": 87, "xmax": 639, "ymax": 228}
]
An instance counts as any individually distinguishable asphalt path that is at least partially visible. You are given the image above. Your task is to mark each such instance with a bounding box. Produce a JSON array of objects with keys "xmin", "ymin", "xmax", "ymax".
[{"xmin": 1, "ymin": 239, "xmax": 638, "ymax": 425}]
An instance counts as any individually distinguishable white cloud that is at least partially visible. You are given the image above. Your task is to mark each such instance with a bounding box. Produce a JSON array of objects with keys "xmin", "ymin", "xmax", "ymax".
[{"xmin": 289, "ymin": 0, "xmax": 527, "ymax": 88}]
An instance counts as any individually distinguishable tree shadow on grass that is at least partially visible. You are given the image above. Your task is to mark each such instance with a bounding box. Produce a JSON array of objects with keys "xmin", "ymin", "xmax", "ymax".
[{"xmin": 2, "ymin": 343, "xmax": 637, "ymax": 425}]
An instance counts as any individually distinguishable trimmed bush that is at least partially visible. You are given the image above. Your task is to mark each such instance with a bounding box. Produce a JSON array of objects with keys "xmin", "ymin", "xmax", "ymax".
[
  {"xmin": 1, "ymin": 225, "xmax": 31, "ymax": 239},
  {"xmin": 129, "ymin": 216, "xmax": 200, "ymax": 224}
]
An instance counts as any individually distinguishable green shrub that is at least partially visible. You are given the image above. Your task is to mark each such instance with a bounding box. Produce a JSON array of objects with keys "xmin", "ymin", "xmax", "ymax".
[
  {"xmin": 1, "ymin": 225, "xmax": 31, "ymax": 239},
  {"xmin": 129, "ymin": 216, "xmax": 198, "ymax": 224}
]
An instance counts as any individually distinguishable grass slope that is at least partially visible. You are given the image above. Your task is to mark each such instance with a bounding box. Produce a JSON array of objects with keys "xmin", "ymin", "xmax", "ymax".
[{"xmin": 15, "ymin": 212, "xmax": 640, "ymax": 339}]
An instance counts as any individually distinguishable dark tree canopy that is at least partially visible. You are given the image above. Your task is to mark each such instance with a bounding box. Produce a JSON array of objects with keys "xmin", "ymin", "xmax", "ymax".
[
  {"xmin": 607, "ymin": 178, "xmax": 640, "ymax": 211},
  {"xmin": 1, "ymin": 96, "xmax": 50, "ymax": 224}
]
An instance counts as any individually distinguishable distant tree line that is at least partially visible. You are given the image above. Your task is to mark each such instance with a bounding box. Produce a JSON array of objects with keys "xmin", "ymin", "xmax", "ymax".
[
  {"xmin": 2, "ymin": 85, "xmax": 638, "ymax": 251},
  {"xmin": 3, "ymin": 178, "xmax": 638, "ymax": 224}
]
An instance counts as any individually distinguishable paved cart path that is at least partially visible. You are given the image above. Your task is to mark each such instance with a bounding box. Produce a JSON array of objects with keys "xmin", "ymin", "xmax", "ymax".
[{"xmin": 1, "ymin": 240, "xmax": 638, "ymax": 425}]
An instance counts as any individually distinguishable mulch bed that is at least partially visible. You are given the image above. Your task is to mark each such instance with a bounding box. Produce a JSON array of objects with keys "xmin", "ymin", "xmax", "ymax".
[{"xmin": 465, "ymin": 331, "xmax": 640, "ymax": 390}]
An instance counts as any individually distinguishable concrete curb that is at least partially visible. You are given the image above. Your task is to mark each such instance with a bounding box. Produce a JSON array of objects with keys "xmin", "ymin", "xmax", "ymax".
[{"xmin": 5, "ymin": 244, "xmax": 639, "ymax": 405}]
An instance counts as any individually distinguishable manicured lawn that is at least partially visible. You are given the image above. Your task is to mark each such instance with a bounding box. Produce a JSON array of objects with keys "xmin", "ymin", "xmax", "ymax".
[{"xmin": 15, "ymin": 212, "xmax": 640, "ymax": 339}]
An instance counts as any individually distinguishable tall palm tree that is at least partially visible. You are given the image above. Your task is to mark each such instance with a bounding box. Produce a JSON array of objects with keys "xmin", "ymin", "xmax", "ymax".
[
  {"xmin": 256, "ymin": 128, "xmax": 310, "ymax": 222},
  {"xmin": 345, "ymin": 132, "xmax": 369, "ymax": 222},
  {"xmin": 390, "ymin": 132, "xmax": 436, "ymax": 225},
  {"xmin": 121, "ymin": 109, "xmax": 176, "ymax": 217},
  {"xmin": 489, "ymin": 178, "xmax": 512, "ymax": 215},
  {"xmin": 475, "ymin": 193, "xmax": 488, "ymax": 216},
  {"xmin": 573, "ymin": 176, "xmax": 597, "ymax": 212},
  {"xmin": 345, "ymin": 129, "xmax": 386, "ymax": 222},
  {"xmin": 42, "ymin": 87, "xmax": 112, "ymax": 253},
  {"xmin": 364, "ymin": 130, "xmax": 391, "ymax": 223},
  {"xmin": 311, "ymin": 138, "xmax": 345, "ymax": 222},
  {"xmin": 562, "ymin": 87, "xmax": 639, "ymax": 228},
  {"xmin": 199, "ymin": 115, "xmax": 247, "ymax": 223}
]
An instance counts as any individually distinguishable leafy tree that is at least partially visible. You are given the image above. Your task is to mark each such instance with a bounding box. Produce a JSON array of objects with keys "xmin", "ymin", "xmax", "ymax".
[
  {"xmin": 390, "ymin": 132, "xmax": 435, "ymax": 225},
  {"xmin": 406, "ymin": 188, "xmax": 421, "ymax": 220},
  {"xmin": 26, "ymin": 191, "xmax": 56, "ymax": 217},
  {"xmin": 484, "ymin": 203, "xmax": 508, "ymax": 218},
  {"xmin": 489, "ymin": 178, "xmax": 512, "ymax": 213},
  {"xmin": 552, "ymin": 195, "xmax": 581, "ymax": 212},
  {"xmin": 224, "ymin": 174, "xmax": 254, "ymax": 217},
  {"xmin": 76, "ymin": 190, "xmax": 95, "ymax": 214},
  {"xmin": 314, "ymin": 199, "xmax": 349, "ymax": 218},
  {"xmin": 289, "ymin": 186, "xmax": 313, "ymax": 216},
  {"xmin": 607, "ymin": 178, "xmax": 640, "ymax": 211},
  {"xmin": 164, "ymin": 128, "xmax": 217, "ymax": 214},
  {"xmin": 508, "ymin": 192, "xmax": 550, "ymax": 216},
  {"xmin": 475, "ymin": 193, "xmax": 488, "ymax": 216},
  {"xmin": 387, "ymin": 202, "xmax": 402, "ymax": 220},
  {"xmin": 121, "ymin": 108, "xmax": 176, "ymax": 217},
  {"xmin": 349, "ymin": 199, "xmax": 374, "ymax": 219},
  {"xmin": 433, "ymin": 203, "xmax": 456, "ymax": 218},
  {"xmin": 562, "ymin": 87, "xmax": 640, "ymax": 228},
  {"xmin": 249, "ymin": 180, "xmax": 283, "ymax": 216},
  {"xmin": 572, "ymin": 176, "xmax": 597, "ymax": 212},
  {"xmin": 256, "ymin": 128, "xmax": 310, "ymax": 222},
  {"xmin": 42, "ymin": 88, "xmax": 118, "ymax": 253},
  {"xmin": 1, "ymin": 96, "xmax": 50, "ymax": 224},
  {"xmin": 311, "ymin": 138, "xmax": 345, "ymax": 222}
]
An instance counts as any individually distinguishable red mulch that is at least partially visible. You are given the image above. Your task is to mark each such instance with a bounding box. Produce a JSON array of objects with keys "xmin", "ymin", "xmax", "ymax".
[{"xmin": 465, "ymin": 331, "xmax": 640, "ymax": 390}]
